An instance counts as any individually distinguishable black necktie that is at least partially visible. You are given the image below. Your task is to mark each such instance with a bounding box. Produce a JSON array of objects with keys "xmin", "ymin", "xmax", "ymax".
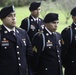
[
  {"xmin": 10, "ymin": 31, "xmax": 17, "ymax": 41},
  {"xmin": 10, "ymin": 31, "xmax": 14, "ymax": 35},
  {"xmin": 35, "ymin": 20, "xmax": 38, "ymax": 23}
]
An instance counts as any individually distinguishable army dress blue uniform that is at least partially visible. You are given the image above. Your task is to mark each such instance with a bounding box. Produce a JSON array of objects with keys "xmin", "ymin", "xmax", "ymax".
[
  {"xmin": 61, "ymin": 7, "xmax": 76, "ymax": 75},
  {"xmin": 61, "ymin": 23, "xmax": 76, "ymax": 75},
  {"xmin": 0, "ymin": 25, "xmax": 33, "ymax": 75},
  {"xmin": 20, "ymin": 15, "xmax": 44, "ymax": 42},
  {"xmin": 32, "ymin": 27, "xmax": 63, "ymax": 75}
]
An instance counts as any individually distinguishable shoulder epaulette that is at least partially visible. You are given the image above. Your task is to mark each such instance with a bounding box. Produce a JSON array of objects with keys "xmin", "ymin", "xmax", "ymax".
[
  {"xmin": 24, "ymin": 17, "xmax": 29, "ymax": 20},
  {"xmin": 65, "ymin": 25, "xmax": 73, "ymax": 44},
  {"xmin": 16, "ymin": 26, "xmax": 24, "ymax": 31},
  {"xmin": 15, "ymin": 26, "xmax": 20, "ymax": 29}
]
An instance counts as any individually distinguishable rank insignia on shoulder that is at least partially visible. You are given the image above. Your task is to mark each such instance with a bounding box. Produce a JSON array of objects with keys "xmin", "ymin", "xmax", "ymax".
[{"xmin": 32, "ymin": 46, "xmax": 37, "ymax": 53}]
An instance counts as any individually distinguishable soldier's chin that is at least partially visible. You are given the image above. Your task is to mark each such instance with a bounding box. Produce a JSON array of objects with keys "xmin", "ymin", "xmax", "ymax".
[
  {"xmin": 53, "ymin": 29, "xmax": 57, "ymax": 32},
  {"xmin": 13, "ymin": 24, "xmax": 16, "ymax": 26},
  {"xmin": 11, "ymin": 25, "xmax": 16, "ymax": 28}
]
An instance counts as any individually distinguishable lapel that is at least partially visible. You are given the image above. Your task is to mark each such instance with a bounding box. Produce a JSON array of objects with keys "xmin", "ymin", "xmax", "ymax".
[
  {"xmin": 38, "ymin": 18, "xmax": 43, "ymax": 27},
  {"xmin": 1, "ymin": 25, "xmax": 16, "ymax": 42},
  {"xmin": 44, "ymin": 28, "xmax": 58, "ymax": 49},
  {"xmin": 1, "ymin": 25, "xmax": 26, "ymax": 46},
  {"xmin": 29, "ymin": 15, "xmax": 34, "ymax": 23},
  {"xmin": 29, "ymin": 15, "xmax": 41, "ymax": 29},
  {"xmin": 15, "ymin": 28, "xmax": 25, "ymax": 46},
  {"xmin": 72, "ymin": 23, "xmax": 76, "ymax": 30}
]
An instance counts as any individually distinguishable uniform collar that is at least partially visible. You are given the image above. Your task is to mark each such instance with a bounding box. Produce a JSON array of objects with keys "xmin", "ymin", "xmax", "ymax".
[
  {"xmin": 31, "ymin": 15, "xmax": 38, "ymax": 21},
  {"xmin": 45, "ymin": 27, "xmax": 53, "ymax": 35},
  {"xmin": 3, "ymin": 25, "xmax": 15, "ymax": 33}
]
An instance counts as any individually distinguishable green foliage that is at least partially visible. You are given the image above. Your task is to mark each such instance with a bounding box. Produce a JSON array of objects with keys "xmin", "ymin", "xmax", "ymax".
[
  {"xmin": 0, "ymin": 0, "xmax": 43, "ymax": 7},
  {"xmin": 0, "ymin": 0, "xmax": 28, "ymax": 6},
  {"xmin": 0, "ymin": 0, "xmax": 12, "ymax": 6}
]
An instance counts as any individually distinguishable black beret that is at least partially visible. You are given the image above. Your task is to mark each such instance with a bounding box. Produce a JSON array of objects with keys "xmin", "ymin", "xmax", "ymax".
[
  {"xmin": 0, "ymin": 5, "xmax": 15, "ymax": 19},
  {"xmin": 29, "ymin": 2, "xmax": 41, "ymax": 11},
  {"xmin": 70, "ymin": 7, "xmax": 76, "ymax": 16},
  {"xmin": 44, "ymin": 13, "xmax": 58, "ymax": 23}
]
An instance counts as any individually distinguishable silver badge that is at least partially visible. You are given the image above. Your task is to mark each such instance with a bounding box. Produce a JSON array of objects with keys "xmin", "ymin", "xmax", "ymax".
[{"xmin": 31, "ymin": 25, "xmax": 35, "ymax": 31}]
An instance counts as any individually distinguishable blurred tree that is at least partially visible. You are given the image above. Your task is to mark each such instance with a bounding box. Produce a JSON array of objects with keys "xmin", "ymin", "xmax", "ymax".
[
  {"xmin": 41, "ymin": 0, "xmax": 76, "ymax": 24},
  {"xmin": 41, "ymin": 0, "xmax": 56, "ymax": 18},
  {"xmin": 0, "ymin": 0, "xmax": 13, "ymax": 6},
  {"xmin": 0, "ymin": 0, "xmax": 43, "ymax": 6},
  {"xmin": 55, "ymin": 0, "xmax": 76, "ymax": 24}
]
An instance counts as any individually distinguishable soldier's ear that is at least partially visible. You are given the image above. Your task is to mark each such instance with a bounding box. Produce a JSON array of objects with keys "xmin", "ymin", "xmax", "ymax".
[{"xmin": 72, "ymin": 16, "xmax": 74, "ymax": 19}]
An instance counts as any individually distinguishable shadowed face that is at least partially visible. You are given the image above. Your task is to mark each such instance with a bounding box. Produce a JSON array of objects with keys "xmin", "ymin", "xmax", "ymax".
[
  {"xmin": 45, "ymin": 20, "xmax": 59, "ymax": 32},
  {"xmin": 72, "ymin": 16, "xmax": 76, "ymax": 23},
  {"xmin": 31, "ymin": 7, "xmax": 41, "ymax": 18},
  {"xmin": 2, "ymin": 12, "xmax": 16, "ymax": 29}
]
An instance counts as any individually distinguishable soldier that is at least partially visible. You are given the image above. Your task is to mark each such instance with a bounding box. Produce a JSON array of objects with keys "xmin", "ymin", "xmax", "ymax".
[
  {"xmin": 20, "ymin": 2, "xmax": 44, "ymax": 43},
  {"xmin": 0, "ymin": 5, "xmax": 33, "ymax": 75},
  {"xmin": 32, "ymin": 13, "xmax": 63, "ymax": 75},
  {"xmin": 61, "ymin": 7, "xmax": 76, "ymax": 75}
]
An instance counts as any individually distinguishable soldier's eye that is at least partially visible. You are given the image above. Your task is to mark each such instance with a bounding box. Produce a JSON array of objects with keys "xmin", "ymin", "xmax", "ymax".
[
  {"xmin": 52, "ymin": 22, "xmax": 59, "ymax": 24},
  {"xmin": 8, "ymin": 14, "xmax": 12, "ymax": 17}
]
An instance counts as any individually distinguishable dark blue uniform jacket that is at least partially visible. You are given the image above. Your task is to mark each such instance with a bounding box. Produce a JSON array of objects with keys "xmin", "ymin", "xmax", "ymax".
[{"xmin": 0, "ymin": 25, "xmax": 33, "ymax": 75}]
